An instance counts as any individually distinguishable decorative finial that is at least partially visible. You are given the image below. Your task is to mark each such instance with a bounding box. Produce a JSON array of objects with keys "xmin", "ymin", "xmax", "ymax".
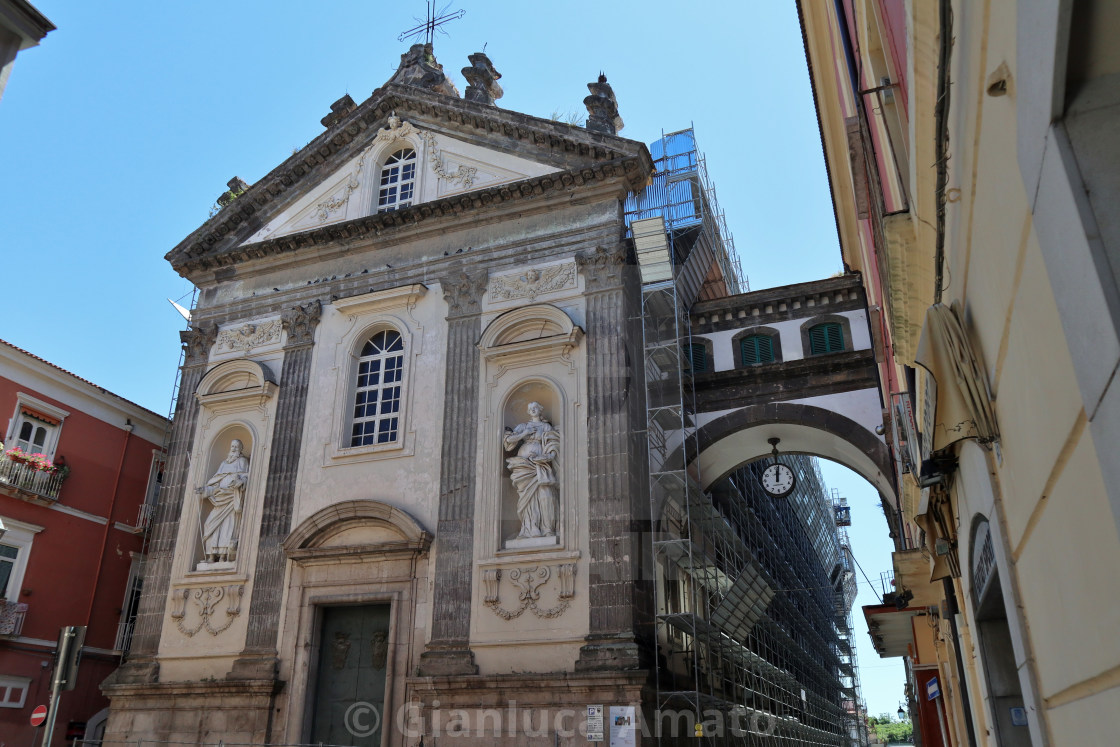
[
  {"xmin": 463, "ymin": 52, "xmax": 503, "ymax": 106},
  {"xmin": 584, "ymin": 73, "xmax": 624, "ymax": 135}
]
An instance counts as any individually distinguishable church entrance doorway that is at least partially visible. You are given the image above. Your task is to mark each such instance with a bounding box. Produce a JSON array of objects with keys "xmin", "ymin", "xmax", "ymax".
[{"xmin": 309, "ymin": 604, "xmax": 392, "ymax": 747}]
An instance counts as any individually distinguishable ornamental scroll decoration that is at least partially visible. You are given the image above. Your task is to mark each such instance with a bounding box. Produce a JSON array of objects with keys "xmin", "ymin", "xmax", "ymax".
[
  {"xmin": 488, "ymin": 263, "xmax": 577, "ymax": 303},
  {"xmin": 170, "ymin": 584, "xmax": 244, "ymax": 637},
  {"xmin": 419, "ymin": 131, "xmax": 477, "ymax": 188},
  {"xmin": 215, "ymin": 319, "xmax": 282, "ymax": 352},
  {"xmin": 483, "ymin": 563, "xmax": 576, "ymax": 620}
]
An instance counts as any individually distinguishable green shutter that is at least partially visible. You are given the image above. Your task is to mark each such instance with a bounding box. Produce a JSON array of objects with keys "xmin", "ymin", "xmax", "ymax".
[
  {"xmin": 740, "ymin": 335, "xmax": 775, "ymax": 365},
  {"xmin": 809, "ymin": 322, "xmax": 845, "ymax": 354},
  {"xmin": 687, "ymin": 343, "xmax": 707, "ymax": 373}
]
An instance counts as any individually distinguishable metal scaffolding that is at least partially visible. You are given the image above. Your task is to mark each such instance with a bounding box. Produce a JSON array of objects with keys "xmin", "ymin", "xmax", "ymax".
[{"xmin": 627, "ymin": 129, "xmax": 868, "ymax": 745}]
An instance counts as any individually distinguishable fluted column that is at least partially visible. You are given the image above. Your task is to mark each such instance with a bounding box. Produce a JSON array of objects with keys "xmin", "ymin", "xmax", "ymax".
[
  {"xmin": 417, "ymin": 270, "xmax": 488, "ymax": 677},
  {"xmin": 234, "ymin": 301, "xmax": 322, "ymax": 678},
  {"xmin": 575, "ymin": 245, "xmax": 651, "ymax": 671},
  {"xmin": 121, "ymin": 323, "xmax": 217, "ymax": 681}
]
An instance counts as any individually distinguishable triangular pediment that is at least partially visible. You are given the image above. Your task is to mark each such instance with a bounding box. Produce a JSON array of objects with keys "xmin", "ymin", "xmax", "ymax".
[
  {"xmin": 241, "ymin": 119, "xmax": 561, "ymax": 246},
  {"xmin": 166, "ymin": 83, "xmax": 653, "ymax": 277}
]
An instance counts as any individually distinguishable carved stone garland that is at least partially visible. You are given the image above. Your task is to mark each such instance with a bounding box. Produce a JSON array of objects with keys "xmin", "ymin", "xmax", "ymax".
[
  {"xmin": 482, "ymin": 564, "xmax": 576, "ymax": 620},
  {"xmin": 171, "ymin": 584, "xmax": 245, "ymax": 636},
  {"xmin": 419, "ymin": 131, "xmax": 477, "ymax": 188}
]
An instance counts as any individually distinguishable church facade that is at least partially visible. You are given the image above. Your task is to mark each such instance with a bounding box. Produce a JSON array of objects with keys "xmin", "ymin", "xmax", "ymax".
[{"xmin": 103, "ymin": 45, "xmax": 658, "ymax": 745}]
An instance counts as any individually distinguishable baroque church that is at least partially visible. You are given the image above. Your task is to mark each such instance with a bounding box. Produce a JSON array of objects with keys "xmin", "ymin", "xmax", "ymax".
[
  {"xmin": 103, "ymin": 43, "xmax": 658, "ymax": 744},
  {"xmin": 102, "ymin": 41, "xmax": 872, "ymax": 747}
]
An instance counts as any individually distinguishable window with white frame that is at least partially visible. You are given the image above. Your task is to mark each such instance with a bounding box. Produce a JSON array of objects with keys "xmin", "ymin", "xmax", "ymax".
[
  {"xmin": 0, "ymin": 675, "xmax": 30, "ymax": 708},
  {"xmin": 0, "ymin": 518, "xmax": 42, "ymax": 601},
  {"xmin": 6, "ymin": 395, "xmax": 67, "ymax": 459},
  {"xmin": 377, "ymin": 148, "xmax": 416, "ymax": 213},
  {"xmin": 349, "ymin": 330, "xmax": 405, "ymax": 447}
]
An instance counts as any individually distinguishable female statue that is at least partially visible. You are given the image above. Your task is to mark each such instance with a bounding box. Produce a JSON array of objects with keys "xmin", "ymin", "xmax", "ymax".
[{"xmin": 503, "ymin": 402, "xmax": 560, "ymax": 539}]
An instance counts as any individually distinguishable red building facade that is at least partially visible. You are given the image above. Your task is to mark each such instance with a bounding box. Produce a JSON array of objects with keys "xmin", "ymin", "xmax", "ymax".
[{"xmin": 0, "ymin": 339, "xmax": 166, "ymax": 745}]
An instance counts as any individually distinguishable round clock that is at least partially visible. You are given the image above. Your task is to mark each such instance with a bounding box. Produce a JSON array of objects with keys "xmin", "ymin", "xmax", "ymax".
[{"xmin": 761, "ymin": 462, "xmax": 796, "ymax": 498}]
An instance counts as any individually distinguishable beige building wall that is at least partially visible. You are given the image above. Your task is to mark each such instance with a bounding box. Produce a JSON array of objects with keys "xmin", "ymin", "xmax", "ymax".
[{"xmin": 801, "ymin": 0, "xmax": 1120, "ymax": 743}]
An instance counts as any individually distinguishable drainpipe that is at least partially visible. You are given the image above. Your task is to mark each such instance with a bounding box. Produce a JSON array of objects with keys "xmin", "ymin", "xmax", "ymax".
[{"xmin": 84, "ymin": 419, "xmax": 133, "ymax": 629}]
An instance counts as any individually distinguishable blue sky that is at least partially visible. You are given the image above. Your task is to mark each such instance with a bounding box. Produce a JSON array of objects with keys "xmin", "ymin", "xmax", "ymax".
[{"xmin": 0, "ymin": 0, "xmax": 903, "ymax": 718}]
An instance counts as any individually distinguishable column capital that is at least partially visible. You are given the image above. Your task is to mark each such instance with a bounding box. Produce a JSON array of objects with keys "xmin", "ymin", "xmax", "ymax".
[
  {"xmin": 440, "ymin": 270, "xmax": 489, "ymax": 317},
  {"xmin": 576, "ymin": 244, "xmax": 628, "ymax": 292},
  {"xmin": 281, "ymin": 300, "xmax": 322, "ymax": 348},
  {"xmin": 180, "ymin": 322, "xmax": 218, "ymax": 367}
]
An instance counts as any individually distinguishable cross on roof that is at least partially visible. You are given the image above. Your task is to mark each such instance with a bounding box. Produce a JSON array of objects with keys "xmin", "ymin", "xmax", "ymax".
[{"xmin": 398, "ymin": 1, "xmax": 465, "ymax": 46}]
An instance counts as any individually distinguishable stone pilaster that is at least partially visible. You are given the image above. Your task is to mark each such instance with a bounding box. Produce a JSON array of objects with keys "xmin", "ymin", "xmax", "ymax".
[
  {"xmin": 574, "ymin": 246, "xmax": 651, "ymax": 672},
  {"xmin": 234, "ymin": 300, "xmax": 322, "ymax": 679},
  {"xmin": 115, "ymin": 322, "xmax": 217, "ymax": 683},
  {"xmin": 417, "ymin": 270, "xmax": 488, "ymax": 677}
]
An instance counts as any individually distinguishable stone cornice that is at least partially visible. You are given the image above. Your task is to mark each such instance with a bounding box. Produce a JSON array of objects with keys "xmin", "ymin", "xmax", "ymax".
[
  {"xmin": 173, "ymin": 158, "xmax": 645, "ymax": 277},
  {"xmin": 167, "ymin": 84, "xmax": 653, "ymax": 274}
]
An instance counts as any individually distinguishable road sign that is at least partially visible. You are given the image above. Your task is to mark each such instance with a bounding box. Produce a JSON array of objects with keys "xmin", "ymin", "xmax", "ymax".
[
  {"xmin": 30, "ymin": 705, "xmax": 48, "ymax": 727},
  {"xmin": 926, "ymin": 676, "xmax": 941, "ymax": 700},
  {"xmin": 586, "ymin": 705, "xmax": 604, "ymax": 741}
]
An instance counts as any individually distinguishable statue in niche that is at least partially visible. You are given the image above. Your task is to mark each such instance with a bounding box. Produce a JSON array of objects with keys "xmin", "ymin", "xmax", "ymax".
[
  {"xmin": 503, "ymin": 402, "xmax": 560, "ymax": 540},
  {"xmin": 196, "ymin": 439, "xmax": 250, "ymax": 565}
]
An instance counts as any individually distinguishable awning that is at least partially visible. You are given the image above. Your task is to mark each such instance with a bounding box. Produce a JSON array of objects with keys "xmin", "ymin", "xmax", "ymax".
[
  {"xmin": 20, "ymin": 407, "xmax": 61, "ymax": 426},
  {"xmin": 915, "ymin": 303, "xmax": 999, "ymax": 451}
]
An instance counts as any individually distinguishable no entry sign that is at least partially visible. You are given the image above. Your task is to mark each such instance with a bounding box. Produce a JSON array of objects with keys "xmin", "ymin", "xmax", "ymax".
[{"xmin": 30, "ymin": 704, "xmax": 48, "ymax": 727}]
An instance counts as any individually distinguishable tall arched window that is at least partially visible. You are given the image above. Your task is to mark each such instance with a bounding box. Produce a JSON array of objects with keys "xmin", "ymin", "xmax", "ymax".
[
  {"xmin": 807, "ymin": 322, "xmax": 845, "ymax": 354},
  {"xmin": 377, "ymin": 148, "xmax": 416, "ymax": 213},
  {"xmin": 740, "ymin": 334, "xmax": 776, "ymax": 365},
  {"xmin": 350, "ymin": 330, "xmax": 405, "ymax": 446}
]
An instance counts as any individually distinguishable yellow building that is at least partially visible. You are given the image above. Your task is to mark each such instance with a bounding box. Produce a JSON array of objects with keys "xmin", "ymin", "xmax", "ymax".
[{"xmin": 799, "ymin": 0, "xmax": 1120, "ymax": 745}]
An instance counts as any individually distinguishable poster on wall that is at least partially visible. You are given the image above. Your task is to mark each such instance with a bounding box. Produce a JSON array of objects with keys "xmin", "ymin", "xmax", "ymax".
[{"xmin": 609, "ymin": 706, "xmax": 636, "ymax": 747}]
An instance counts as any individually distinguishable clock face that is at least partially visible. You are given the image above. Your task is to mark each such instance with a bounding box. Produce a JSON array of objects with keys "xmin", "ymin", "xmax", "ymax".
[{"xmin": 761, "ymin": 463, "xmax": 796, "ymax": 498}]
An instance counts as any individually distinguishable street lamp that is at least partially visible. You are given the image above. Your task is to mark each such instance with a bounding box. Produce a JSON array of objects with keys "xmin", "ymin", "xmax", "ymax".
[{"xmin": 897, "ymin": 702, "xmax": 907, "ymax": 721}]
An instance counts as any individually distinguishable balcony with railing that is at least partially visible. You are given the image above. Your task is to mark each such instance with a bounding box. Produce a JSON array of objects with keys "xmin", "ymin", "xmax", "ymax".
[{"xmin": 0, "ymin": 456, "xmax": 67, "ymax": 502}]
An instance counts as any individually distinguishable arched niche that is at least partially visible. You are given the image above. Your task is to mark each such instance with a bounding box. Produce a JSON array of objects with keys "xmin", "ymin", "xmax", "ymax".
[
  {"xmin": 499, "ymin": 381, "xmax": 563, "ymax": 548},
  {"xmin": 193, "ymin": 424, "xmax": 255, "ymax": 569}
]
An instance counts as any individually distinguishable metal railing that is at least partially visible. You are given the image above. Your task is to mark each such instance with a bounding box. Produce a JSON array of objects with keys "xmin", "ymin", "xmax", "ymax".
[{"xmin": 0, "ymin": 457, "xmax": 67, "ymax": 500}]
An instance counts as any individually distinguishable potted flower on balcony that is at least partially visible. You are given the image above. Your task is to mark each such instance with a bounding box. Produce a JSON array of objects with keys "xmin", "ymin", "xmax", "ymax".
[{"xmin": 5, "ymin": 447, "xmax": 56, "ymax": 472}]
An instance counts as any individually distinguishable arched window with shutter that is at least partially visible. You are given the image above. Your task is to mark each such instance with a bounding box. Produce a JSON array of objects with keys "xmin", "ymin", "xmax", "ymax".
[
  {"xmin": 808, "ymin": 322, "xmax": 845, "ymax": 354},
  {"xmin": 740, "ymin": 334, "xmax": 776, "ymax": 365}
]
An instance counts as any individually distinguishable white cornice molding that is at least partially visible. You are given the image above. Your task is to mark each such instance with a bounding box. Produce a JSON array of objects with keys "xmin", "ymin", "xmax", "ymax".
[{"xmin": 332, "ymin": 284, "xmax": 428, "ymax": 317}]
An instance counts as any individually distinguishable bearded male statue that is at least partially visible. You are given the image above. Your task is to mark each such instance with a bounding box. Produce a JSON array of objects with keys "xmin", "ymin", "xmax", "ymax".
[{"xmin": 196, "ymin": 439, "xmax": 250, "ymax": 565}]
